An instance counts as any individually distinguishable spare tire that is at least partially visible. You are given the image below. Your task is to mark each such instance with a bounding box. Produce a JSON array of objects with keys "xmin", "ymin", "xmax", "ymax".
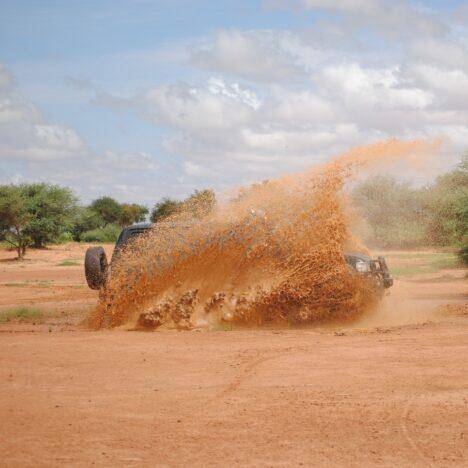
[{"xmin": 85, "ymin": 247, "xmax": 108, "ymax": 290}]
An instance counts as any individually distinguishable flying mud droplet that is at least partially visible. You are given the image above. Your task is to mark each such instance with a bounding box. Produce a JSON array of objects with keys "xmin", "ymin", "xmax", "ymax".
[{"xmin": 89, "ymin": 138, "xmax": 440, "ymax": 330}]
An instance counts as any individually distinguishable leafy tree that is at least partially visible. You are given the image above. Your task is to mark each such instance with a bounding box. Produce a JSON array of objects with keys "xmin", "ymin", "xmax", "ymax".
[
  {"xmin": 150, "ymin": 198, "xmax": 182, "ymax": 223},
  {"xmin": 424, "ymin": 155, "xmax": 468, "ymax": 247},
  {"xmin": 21, "ymin": 184, "xmax": 77, "ymax": 248},
  {"xmin": 150, "ymin": 190, "xmax": 216, "ymax": 223},
  {"xmin": 182, "ymin": 189, "xmax": 216, "ymax": 218},
  {"xmin": 0, "ymin": 183, "xmax": 76, "ymax": 256},
  {"xmin": 90, "ymin": 196, "xmax": 123, "ymax": 226},
  {"xmin": 72, "ymin": 206, "xmax": 103, "ymax": 241},
  {"xmin": 120, "ymin": 203, "xmax": 148, "ymax": 226},
  {"xmin": 351, "ymin": 175, "xmax": 427, "ymax": 248},
  {"xmin": 0, "ymin": 185, "xmax": 30, "ymax": 259}
]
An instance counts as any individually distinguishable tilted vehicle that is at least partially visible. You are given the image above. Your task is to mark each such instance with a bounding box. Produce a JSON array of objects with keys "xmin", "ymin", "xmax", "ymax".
[{"xmin": 84, "ymin": 222, "xmax": 393, "ymax": 291}]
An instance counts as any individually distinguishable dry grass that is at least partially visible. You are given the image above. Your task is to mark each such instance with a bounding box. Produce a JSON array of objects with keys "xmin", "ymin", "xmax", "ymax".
[{"xmin": 0, "ymin": 306, "xmax": 44, "ymax": 323}]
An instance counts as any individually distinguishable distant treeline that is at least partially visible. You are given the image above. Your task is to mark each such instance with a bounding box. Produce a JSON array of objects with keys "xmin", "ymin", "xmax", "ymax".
[
  {"xmin": 351, "ymin": 156, "xmax": 467, "ymax": 253},
  {"xmin": 0, "ymin": 156, "xmax": 466, "ymax": 261},
  {"xmin": 0, "ymin": 185, "xmax": 215, "ymax": 259}
]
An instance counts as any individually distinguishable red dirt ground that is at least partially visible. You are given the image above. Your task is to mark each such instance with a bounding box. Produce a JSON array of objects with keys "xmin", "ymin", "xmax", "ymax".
[{"xmin": 0, "ymin": 244, "xmax": 467, "ymax": 466}]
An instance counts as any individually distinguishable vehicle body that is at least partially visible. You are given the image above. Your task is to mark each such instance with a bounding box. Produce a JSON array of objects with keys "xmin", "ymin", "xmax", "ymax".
[{"xmin": 84, "ymin": 223, "xmax": 393, "ymax": 291}]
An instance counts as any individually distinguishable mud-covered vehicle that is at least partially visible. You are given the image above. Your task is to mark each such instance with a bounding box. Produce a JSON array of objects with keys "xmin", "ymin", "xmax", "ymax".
[{"xmin": 84, "ymin": 222, "xmax": 393, "ymax": 292}]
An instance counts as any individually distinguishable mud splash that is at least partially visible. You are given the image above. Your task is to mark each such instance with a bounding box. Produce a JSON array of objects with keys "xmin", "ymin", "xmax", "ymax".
[{"xmin": 89, "ymin": 138, "xmax": 439, "ymax": 330}]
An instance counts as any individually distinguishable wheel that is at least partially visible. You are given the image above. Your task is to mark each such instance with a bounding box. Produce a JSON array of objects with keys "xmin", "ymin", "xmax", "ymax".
[{"xmin": 85, "ymin": 246, "xmax": 108, "ymax": 290}]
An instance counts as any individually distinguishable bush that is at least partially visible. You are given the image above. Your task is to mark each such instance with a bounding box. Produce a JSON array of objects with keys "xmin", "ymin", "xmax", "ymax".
[
  {"xmin": 81, "ymin": 224, "xmax": 121, "ymax": 243},
  {"xmin": 72, "ymin": 207, "xmax": 103, "ymax": 241},
  {"xmin": 0, "ymin": 306, "xmax": 43, "ymax": 323},
  {"xmin": 151, "ymin": 198, "xmax": 182, "ymax": 223},
  {"xmin": 351, "ymin": 175, "xmax": 427, "ymax": 248},
  {"xmin": 55, "ymin": 231, "xmax": 74, "ymax": 244},
  {"xmin": 150, "ymin": 189, "xmax": 216, "ymax": 223},
  {"xmin": 423, "ymin": 156, "xmax": 468, "ymax": 247}
]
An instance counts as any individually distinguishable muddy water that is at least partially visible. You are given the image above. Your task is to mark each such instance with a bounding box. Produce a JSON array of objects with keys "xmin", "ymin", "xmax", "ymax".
[{"xmin": 90, "ymin": 138, "xmax": 440, "ymax": 329}]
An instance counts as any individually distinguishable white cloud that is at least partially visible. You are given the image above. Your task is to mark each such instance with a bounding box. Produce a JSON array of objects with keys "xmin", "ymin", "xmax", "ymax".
[
  {"xmin": 0, "ymin": 63, "xmax": 168, "ymax": 204},
  {"xmin": 316, "ymin": 63, "xmax": 433, "ymax": 111},
  {"xmin": 406, "ymin": 64, "xmax": 468, "ymax": 108},
  {"xmin": 101, "ymin": 150, "xmax": 158, "ymax": 171},
  {"xmin": 267, "ymin": 88, "xmax": 336, "ymax": 124},
  {"xmin": 5, "ymin": 0, "xmax": 468, "ymax": 200},
  {"xmin": 0, "ymin": 64, "xmax": 86, "ymax": 161},
  {"xmin": 301, "ymin": 0, "xmax": 446, "ymax": 39},
  {"xmin": 190, "ymin": 29, "xmax": 306, "ymax": 82},
  {"xmin": 104, "ymin": 47, "xmax": 466, "ymax": 185},
  {"xmin": 136, "ymin": 78, "xmax": 258, "ymax": 133},
  {"xmin": 408, "ymin": 38, "xmax": 468, "ymax": 72}
]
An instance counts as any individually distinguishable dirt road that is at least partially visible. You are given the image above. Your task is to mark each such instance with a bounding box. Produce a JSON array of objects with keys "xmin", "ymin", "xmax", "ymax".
[
  {"xmin": 1, "ymin": 320, "xmax": 467, "ymax": 467},
  {"xmin": 0, "ymin": 244, "xmax": 467, "ymax": 466}
]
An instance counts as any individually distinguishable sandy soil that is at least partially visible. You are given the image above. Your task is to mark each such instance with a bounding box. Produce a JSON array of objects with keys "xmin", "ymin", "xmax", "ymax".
[
  {"xmin": 0, "ymin": 244, "xmax": 467, "ymax": 466},
  {"xmin": 0, "ymin": 243, "xmax": 114, "ymax": 321}
]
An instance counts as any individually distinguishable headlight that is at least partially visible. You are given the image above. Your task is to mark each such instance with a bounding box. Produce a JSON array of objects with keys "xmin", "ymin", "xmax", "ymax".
[{"xmin": 355, "ymin": 260, "xmax": 370, "ymax": 273}]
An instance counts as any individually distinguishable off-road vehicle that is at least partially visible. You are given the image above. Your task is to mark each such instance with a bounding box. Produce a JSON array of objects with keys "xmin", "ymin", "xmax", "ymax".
[{"xmin": 84, "ymin": 222, "xmax": 393, "ymax": 292}]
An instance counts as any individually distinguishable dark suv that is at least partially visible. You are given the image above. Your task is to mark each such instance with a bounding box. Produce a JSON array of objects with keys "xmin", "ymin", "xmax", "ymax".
[{"xmin": 85, "ymin": 222, "xmax": 393, "ymax": 291}]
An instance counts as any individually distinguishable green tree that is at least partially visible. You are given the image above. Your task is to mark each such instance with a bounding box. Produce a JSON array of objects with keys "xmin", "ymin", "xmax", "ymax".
[
  {"xmin": 182, "ymin": 189, "xmax": 216, "ymax": 218},
  {"xmin": 0, "ymin": 185, "xmax": 30, "ymax": 259},
  {"xmin": 150, "ymin": 198, "xmax": 181, "ymax": 223},
  {"xmin": 21, "ymin": 184, "xmax": 77, "ymax": 248},
  {"xmin": 90, "ymin": 196, "xmax": 123, "ymax": 226},
  {"xmin": 352, "ymin": 175, "xmax": 427, "ymax": 248},
  {"xmin": 150, "ymin": 190, "xmax": 216, "ymax": 223},
  {"xmin": 71, "ymin": 206, "xmax": 103, "ymax": 241},
  {"xmin": 120, "ymin": 203, "xmax": 148, "ymax": 226},
  {"xmin": 424, "ymin": 155, "xmax": 468, "ymax": 247}
]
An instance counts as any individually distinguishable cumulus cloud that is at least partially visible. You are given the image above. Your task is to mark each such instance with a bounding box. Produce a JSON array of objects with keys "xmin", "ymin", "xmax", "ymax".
[
  {"xmin": 0, "ymin": 64, "xmax": 86, "ymax": 161},
  {"xmin": 131, "ymin": 0, "xmax": 464, "ymax": 184},
  {"xmin": 0, "ymin": 63, "xmax": 167, "ymax": 204},
  {"xmin": 135, "ymin": 78, "xmax": 258, "ymax": 134},
  {"xmin": 407, "ymin": 38, "xmax": 468, "ymax": 72},
  {"xmin": 315, "ymin": 63, "xmax": 434, "ymax": 111},
  {"xmin": 301, "ymin": 0, "xmax": 446, "ymax": 39},
  {"xmin": 4, "ymin": 0, "xmax": 468, "ymax": 199},
  {"xmin": 189, "ymin": 30, "xmax": 306, "ymax": 82},
  {"xmin": 101, "ymin": 150, "xmax": 158, "ymax": 171}
]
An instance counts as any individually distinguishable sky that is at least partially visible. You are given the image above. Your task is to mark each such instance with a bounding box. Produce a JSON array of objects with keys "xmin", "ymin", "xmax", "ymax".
[{"xmin": 0, "ymin": 0, "xmax": 467, "ymax": 204}]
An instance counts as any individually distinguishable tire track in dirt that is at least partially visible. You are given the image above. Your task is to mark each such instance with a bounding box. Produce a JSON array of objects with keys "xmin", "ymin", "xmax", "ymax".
[
  {"xmin": 401, "ymin": 394, "xmax": 435, "ymax": 467},
  {"xmin": 216, "ymin": 346, "xmax": 305, "ymax": 399}
]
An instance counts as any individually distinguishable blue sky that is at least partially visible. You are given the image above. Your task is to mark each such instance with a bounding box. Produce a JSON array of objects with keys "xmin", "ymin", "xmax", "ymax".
[{"xmin": 0, "ymin": 0, "xmax": 467, "ymax": 204}]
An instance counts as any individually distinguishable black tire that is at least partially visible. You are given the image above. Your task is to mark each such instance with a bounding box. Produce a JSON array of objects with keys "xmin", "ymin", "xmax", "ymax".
[{"xmin": 85, "ymin": 247, "xmax": 108, "ymax": 290}]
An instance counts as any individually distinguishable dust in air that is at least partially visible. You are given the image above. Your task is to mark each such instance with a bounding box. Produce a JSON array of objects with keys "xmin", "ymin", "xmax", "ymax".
[{"xmin": 89, "ymin": 138, "xmax": 440, "ymax": 330}]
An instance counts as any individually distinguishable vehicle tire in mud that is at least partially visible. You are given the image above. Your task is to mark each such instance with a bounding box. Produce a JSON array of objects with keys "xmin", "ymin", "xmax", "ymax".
[{"xmin": 85, "ymin": 246, "xmax": 108, "ymax": 290}]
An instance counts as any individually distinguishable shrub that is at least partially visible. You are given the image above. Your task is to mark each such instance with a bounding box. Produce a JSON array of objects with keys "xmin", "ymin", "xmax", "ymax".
[
  {"xmin": 81, "ymin": 224, "xmax": 121, "ymax": 243},
  {"xmin": 72, "ymin": 207, "xmax": 103, "ymax": 241},
  {"xmin": 151, "ymin": 198, "xmax": 182, "ymax": 223},
  {"xmin": 351, "ymin": 175, "xmax": 427, "ymax": 248},
  {"xmin": 0, "ymin": 306, "xmax": 43, "ymax": 323},
  {"xmin": 56, "ymin": 231, "xmax": 74, "ymax": 243},
  {"xmin": 423, "ymin": 156, "xmax": 468, "ymax": 247}
]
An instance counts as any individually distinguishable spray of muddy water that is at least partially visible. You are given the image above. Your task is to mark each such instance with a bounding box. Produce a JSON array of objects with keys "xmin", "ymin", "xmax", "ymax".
[{"xmin": 89, "ymin": 138, "xmax": 440, "ymax": 330}]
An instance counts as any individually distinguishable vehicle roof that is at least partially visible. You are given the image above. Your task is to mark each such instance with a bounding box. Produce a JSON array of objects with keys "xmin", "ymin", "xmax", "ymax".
[
  {"xmin": 123, "ymin": 225, "xmax": 374, "ymax": 259},
  {"xmin": 125, "ymin": 222, "xmax": 153, "ymax": 231}
]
